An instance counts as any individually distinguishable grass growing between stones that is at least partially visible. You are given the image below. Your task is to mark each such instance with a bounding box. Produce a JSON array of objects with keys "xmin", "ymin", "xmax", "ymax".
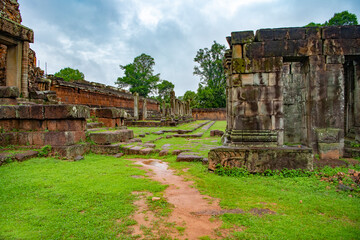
[
  {"xmin": 2, "ymin": 120, "xmax": 359, "ymax": 239},
  {"xmin": 0, "ymin": 154, "xmax": 166, "ymax": 239}
]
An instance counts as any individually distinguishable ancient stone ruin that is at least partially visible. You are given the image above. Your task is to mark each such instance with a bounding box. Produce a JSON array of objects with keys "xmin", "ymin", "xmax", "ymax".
[
  {"xmin": 0, "ymin": 0, "xmax": 195, "ymax": 160},
  {"xmin": 209, "ymin": 25, "xmax": 360, "ymax": 172}
]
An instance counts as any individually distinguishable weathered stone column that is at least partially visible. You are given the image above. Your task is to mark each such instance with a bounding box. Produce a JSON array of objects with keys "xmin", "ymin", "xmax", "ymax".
[
  {"xmin": 188, "ymin": 100, "xmax": 192, "ymax": 116},
  {"xmin": 142, "ymin": 99, "xmax": 147, "ymax": 120},
  {"xmin": 21, "ymin": 41, "xmax": 29, "ymax": 98},
  {"xmin": 162, "ymin": 100, "xmax": 166, "ymax": 117},
  {"xmin": 133, "ymin": 92, "xmax": 139, "ymax": 120},
  {"xmin": 170, "ymin": 90, "xmax": 175, "ymax": 116}
]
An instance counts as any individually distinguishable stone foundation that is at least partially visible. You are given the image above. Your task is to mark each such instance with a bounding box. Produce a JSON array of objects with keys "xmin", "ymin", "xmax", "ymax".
[
  {"xmin": 0, "ymin": 103, "xmax": 90, "ymax": 158},
  {"xmin": 208, "ymin": 146, "xmax": 313, "ymax": 173},
  {"xmin": 90, "ymin": 107, "xmax": 128, "ymax": 128}
]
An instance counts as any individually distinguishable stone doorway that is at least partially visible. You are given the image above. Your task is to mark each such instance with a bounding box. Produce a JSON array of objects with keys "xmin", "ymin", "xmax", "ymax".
[
  {"xmin": 344, "ymin": 57, "xmax": 360, "ymax": 138},
  {"xmin": 282, "ymin": 59, "xmax": 309, "ymax": 146}
]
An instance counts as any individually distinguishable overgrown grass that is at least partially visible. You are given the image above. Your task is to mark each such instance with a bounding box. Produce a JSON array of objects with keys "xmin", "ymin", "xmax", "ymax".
[
  {"xmin": 0, "ymin": 154, "xmax": 165, "ymax": 239},
  {"xmin": 2, "ymin": 120, "xmax": 360, "ymax": 239}
]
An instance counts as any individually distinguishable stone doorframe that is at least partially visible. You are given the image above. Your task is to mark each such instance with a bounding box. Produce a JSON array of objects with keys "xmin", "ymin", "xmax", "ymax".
[{"xmin": 0, "ymin": 16, "xmax": 34, "ymax": 97}]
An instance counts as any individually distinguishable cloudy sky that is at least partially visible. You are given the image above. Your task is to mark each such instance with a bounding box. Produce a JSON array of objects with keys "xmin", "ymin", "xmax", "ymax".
[{"xmin": 19, "ymin": 0, "xmax": 360, "ymax": 96}]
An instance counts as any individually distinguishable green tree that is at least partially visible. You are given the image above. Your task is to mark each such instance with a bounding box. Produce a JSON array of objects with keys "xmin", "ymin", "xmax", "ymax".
[
  {"xmin": 326, "ymin": 11, "xmax": 358, "ymax": 26},
  {"xmin": 156, "ymin": 80, "xmax": 174, "ymax": 100},
  {"xmin": 193, "ymin": 41, "xmax": 226, "ymax": 108},
  {"xmin": 116, "ymin": 53, "xmax": 160, "ymax": 97},
  {"xmin": 182, "ymin": 90, "xmax": 197, "ymax": 108},
  {"xmin": 305, "ymin": 11, "xmax": 358, "ymax": 27},
  {"xmin": 54, "ymin": 67, "xmax": 84, "ymax": 82}
]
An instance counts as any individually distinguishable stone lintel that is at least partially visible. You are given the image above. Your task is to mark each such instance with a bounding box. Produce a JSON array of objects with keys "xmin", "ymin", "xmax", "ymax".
[{"xmin": 0, "ymin": 16, "xmax": 34, "ymax": 43}]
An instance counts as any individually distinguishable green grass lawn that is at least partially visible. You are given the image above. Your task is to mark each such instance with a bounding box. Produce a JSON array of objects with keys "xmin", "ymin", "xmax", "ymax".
[
  {"xmin": 1, "ymin": 121, "xmax": 360, "ymax": 239},
  {"xmin": 0, "ymin": 154, "xmax": 165, "ymax": 239}
]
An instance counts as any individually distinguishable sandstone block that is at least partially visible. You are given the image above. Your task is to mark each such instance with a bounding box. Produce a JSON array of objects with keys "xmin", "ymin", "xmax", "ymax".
[
  {"xmin": 44, "ymin": 105, "xmax": 90, "ymax": 119},
  {"xmin": 315, "ymin": 128, "xmax": 341, "ymax": 143},
  {"xmin": 323, "ymin": 39, "xmax": 360, "ymax": 56},
  {"xmin": 88, "ymin": 130, "xmax": 134, "ymax": 145},
  {"xmin": 0, "ymin": 86, "xmax": 19, "ymax": 98},
  {"xmin": 159, "ymin": 150, "xmax": 169, "ymax": 156},
  {"xmin": 176, "ymin": 153, "xmax": 203, "ymax": 162},
  {"xmin": 52, "ymin": 144, "xmax": 90, "ymax": 159},
  {"xmin": 232, "ymin": 45, "xmax": 243, "ymax": 58},
  {"xmin": 0, "ymin": 106, "xmax": 16, "ymax": 119},
  {"xmin": 0, "ymin": 98, "xmax": 17, "ymax": 105},
  {"xmin": 14, "ymin": 151, "xmax": 38, "ymax": 162},
  {"xmin": 91, "ymin": 143, "xmax": 122, "ymax": 155},
  {"xmin": 231, "ymin": 31, "xmax": 254, "ymax": 44},
  {"xmin": 318, "ymin": 143, "xmax": 340, "ymax": 160}
]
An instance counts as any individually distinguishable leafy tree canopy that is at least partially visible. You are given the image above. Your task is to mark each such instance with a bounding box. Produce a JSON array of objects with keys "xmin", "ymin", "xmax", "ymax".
[
  {"xmin": 193, "ymin": 41, "xmax": 226, "ymax": 108},
  {"xmin": 157, "ymin": 80, "xmax": 174, "ymax": 100},
  {"xmin": 182, "ymin": 90, "xmax": 197, "ymax": 108},
  {"xmin": 116, "ymin": 53, "xmax": 161, "ymax": 98},
  {"xmin": 305, "ymin": 11, "xmax": 358, "ymax": 27},
  {"xmin": 54, "ymin": 67, "xmax": 84, "ymax": 82}
]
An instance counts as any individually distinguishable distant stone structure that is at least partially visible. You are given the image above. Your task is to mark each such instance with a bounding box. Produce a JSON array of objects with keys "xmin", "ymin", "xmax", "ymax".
[{"xmin": 209, "ymin": 25, "xmax": 360, "ymax": 172}]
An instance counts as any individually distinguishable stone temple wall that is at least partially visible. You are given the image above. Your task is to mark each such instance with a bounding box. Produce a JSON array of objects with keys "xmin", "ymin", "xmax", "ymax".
[
  {"xmin": 223, "ymin": 25, "xmax": 360, "ymax": 159},
  {"xmin": 192, "ymin": 108, "xmax": 226, "ymax": 120},
  {"xmin": 0, "ymin": 0, "xmax": 21, "ymax": 86},
  {"xmin": 50, "ymin": 78, "xmax": 161, "ymax": 116}
]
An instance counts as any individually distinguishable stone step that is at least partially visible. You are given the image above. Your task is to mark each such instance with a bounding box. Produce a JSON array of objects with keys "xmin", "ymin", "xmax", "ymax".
[
  {"xmin": 88, "ymin": 130, "xmax": 134, "ymax": 145},
  {"xmin": 0, "ymin": 150, "xmax": 39, "ymax": 166},
  {"xmin": 52, "ymin": 143, "xmax": 90, "ymax": 159},
  {"xmin": 176, "ymin": 152, "xmax": 204, "ymax": 162},
  {"xmin": 91, "ymin": 143, "xmax": 124, "ymax": 155},
  {"xmin": 87, "ymin": 122, "xmax": 104, "ymax": 129}
]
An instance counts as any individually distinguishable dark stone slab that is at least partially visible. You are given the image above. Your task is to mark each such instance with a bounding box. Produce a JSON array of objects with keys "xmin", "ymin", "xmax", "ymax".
[
  {"xmin": 176, "ymin": 153, "xmax": 204, "ymax": 162},
  {"xmin": 0, "ymin": 86, "xmax": 19, "ymax": 98},
  {"xmin": 14, "ymin": 150, "xmax": 38, "ymax": 161},
  {"xmin": 44, "ymin": 105, "xmax": 90, "ymax": 119},
  {"xmin": 323, "ymin": 39, "xmax": 360, "ymax": 56},
  {"xmin": 322, "ymin": 26, "xmax": 341, "ymax": 39},
  {"xmin": 143, "ymin": 143, "xmax": 156, "ymax": 148},
  {"xmin": 159, "ymin": 150, "xmax": 169, "ymax": 156},
  {"xmin": 339, "ymin": 25, "xmax": 360, "ymax": 39},
  {"xmin": 231, "ymin": 31, "xmax": 254, "ymax": 44},
  {"xmin": 244, "ymin": 42, "xmax": 264, "ymax": 58},
  {"xmin": 92, "ymin": 108, "xmax": 127, "ymax": 119},
  {"xmin": 91, "ymin": 143, "xmax": 123, "ymax": 155},
  {"xmin": 52, "ymin": 144, "xmax": 90, "ymax": 159},
  {"xmin": 88, "ymin": 130, "xmax": 134, "ymax": 145}
]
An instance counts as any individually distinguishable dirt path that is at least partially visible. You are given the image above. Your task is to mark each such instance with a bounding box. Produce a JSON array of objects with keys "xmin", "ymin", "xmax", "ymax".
[{"xmin": 128, "ymin": 158, "xmax": 225, "ymax": 239}]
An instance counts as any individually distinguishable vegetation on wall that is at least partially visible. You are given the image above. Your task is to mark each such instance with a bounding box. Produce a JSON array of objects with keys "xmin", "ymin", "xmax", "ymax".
[{"xmin": 54, "ymin": 67, "xmax": 85, "ymax": 82}]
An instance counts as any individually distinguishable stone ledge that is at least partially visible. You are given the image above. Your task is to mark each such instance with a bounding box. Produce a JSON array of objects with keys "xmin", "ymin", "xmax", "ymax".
[
  {"xmin": 0, "ymin": 86, "xmax": 19, "ymax": 98},
  {"xmin": 208, "ymin": 146, "xmax": 313, "ymax": 173},
  {"xmin": 0, "ymin": 104, "xmax": 90, "ymax": 120},
  {"xmin": 0, "ymin": 16, "xmax": 34, "ymax": 42}
]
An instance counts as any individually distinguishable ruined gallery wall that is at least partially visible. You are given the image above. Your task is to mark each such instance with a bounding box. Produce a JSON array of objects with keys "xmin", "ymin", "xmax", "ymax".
[
  {"xmin": 225, "ymin": 25, "xmax": 360, "ymax": 157},
  {"xmin": 0, "ymin": 0, "xmax": 22, "ymax": 86},
  {"xmin": 51, "ymin": 79, "xmax": 160, "ymax": 114},
  {"xmin": 192, "ymin": 108, "xmax": 226, "ymax": 120},
  {"xmin": 0, "ymin": 0, "xmax": 37, "ymax": 88}
]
